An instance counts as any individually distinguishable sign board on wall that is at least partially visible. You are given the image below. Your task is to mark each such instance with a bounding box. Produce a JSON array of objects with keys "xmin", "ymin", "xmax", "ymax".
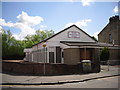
[{"xmin": 68, "ymin": 31, "xmax": 80, "ymax": 38}]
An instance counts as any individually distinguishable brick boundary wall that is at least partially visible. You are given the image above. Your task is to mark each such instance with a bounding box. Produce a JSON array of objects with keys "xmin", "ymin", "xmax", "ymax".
[{"xmin": 2, "ymin": 61, "xmax": 100, "ymax": 75}]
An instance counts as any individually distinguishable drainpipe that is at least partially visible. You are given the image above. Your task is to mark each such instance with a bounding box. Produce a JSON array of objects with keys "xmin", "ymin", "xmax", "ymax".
[
  {"xmin": 113, "ymin": 40, "xmax": 114, "ymax": 46},
  {"xmin": 37, "ymin": 45, "xmax": 38, "ymax": 63},
  {"xmin": 44, "ymin": 47, "xmax": 46, "ymax": 75},
  {"xmin": 84, "ymin": 47, "xmax": 86, "ymax": 60}
]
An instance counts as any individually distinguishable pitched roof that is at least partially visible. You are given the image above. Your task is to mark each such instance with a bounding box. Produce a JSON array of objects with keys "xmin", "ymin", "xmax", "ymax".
[
  {"xmin": 60, "ymin": 41, "xmax": 99, "ymax": 46},
  {"xmin": 32, "ymin": 24, "xmax": 97, "ymax": 47},
  {"xmin": 98, "ymin": 15, "xmax": 120, "ymax": 35},
  {"xmin": 60, "ymin": 41, "xmax": 120, "ymax": 48}
]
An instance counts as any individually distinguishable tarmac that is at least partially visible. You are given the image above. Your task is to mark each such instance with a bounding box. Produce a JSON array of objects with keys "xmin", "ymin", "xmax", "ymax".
[{"xmin": 1, "ymin": 65, "xmax": 120, "ymax": 85}]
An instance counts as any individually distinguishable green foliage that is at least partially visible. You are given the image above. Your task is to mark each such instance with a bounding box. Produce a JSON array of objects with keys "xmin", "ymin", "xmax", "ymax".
[
  {"xmin": 24, "ymin": 30, "xmax": 54, "ymax": 48},
  {"xmin": 2, "ymin": 29, "xmax": 25, "ymax": 59},
  {"xmin": 91, "ymin": 36, "xmax": 98, "ymax": 41},
  {"xmin": 2, "ymin": 29, "xmax": 54, "ymax": 60},
  {"xmin": 100, "ymin": 47, "xmax": 110, "ymax": 61}
]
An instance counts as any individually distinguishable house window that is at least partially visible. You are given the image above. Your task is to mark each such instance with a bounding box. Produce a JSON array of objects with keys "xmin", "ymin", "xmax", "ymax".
[
  {"xmin": 109, "ymin": 34, "xmax": 112, "ymax": 43},
  {"xmin": 68, "ymin": 31, "xmax": 80, "ymax": 38},
  {"xmin": 68, "ymin": 31, "xmax": 73, "ymax": 38},
  {"xmin": 56, "ymin": 47, "xmax": 61, "ymax": 63},
  {"xmin": 75, "ymin": 32, "xmax": 80, "ymax": 38},
  {"xmin": 49, "ymin": 52, "xmax": 54, "ymax": 63}
]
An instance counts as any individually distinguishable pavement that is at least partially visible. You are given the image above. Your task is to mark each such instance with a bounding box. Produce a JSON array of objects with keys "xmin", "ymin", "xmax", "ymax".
[{"xmin": 1, "ymin": 65, "xmax": 120, "ymax": 85}]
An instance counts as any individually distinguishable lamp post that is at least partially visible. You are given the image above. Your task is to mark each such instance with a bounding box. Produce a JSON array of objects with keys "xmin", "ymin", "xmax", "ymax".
[{"xmin": 43, "ymin": 43, "xmax": 46, "ymax": 75}]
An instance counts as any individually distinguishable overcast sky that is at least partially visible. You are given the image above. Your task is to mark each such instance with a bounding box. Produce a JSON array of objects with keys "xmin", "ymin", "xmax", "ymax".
[{"xmin": 0, "ymin": 0, "xmax": 119, "ymax": 40}]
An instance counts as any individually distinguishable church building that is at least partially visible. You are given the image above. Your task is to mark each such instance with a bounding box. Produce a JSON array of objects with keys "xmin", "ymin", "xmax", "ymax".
[
  {"xmin": 24, "ymin": 24, "xmax": 119, "ymax": 73},
  {"xmin": 24, "ymin": 25, "xmax": 100, "ymax": 65}
]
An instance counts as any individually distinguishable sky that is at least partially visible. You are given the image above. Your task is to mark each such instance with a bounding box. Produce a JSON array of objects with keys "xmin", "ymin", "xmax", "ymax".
[{"xmin": 0, "ymin": 0, "xmax": 119, "ymax": 40}]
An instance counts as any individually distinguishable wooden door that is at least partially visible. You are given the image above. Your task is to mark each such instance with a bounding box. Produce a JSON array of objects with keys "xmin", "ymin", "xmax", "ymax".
[{"xmin": 80, "ymin": 48, "xmax": 92, "ymax": 60}]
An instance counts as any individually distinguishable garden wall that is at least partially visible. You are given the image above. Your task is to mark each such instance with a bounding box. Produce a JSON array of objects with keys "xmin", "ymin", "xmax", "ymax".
[{"xmin": 2, "ymin": 61, "xmax": 100, "ymax": 75}]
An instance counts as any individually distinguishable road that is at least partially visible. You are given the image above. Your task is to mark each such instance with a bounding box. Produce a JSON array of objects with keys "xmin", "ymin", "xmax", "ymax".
[{"xmin": 2, "ymin": 76, "xmax": 119, "ymax": 88}]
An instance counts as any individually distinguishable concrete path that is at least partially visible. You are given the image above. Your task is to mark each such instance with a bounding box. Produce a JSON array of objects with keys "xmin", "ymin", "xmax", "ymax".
[{"xmin": 1, "ymin": 65, "xmax": 120, "ymax": 85}]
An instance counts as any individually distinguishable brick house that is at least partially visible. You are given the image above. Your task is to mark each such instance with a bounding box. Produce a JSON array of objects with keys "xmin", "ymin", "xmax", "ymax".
[
  {"xmin": 24, "ymin": 24, "xmax": 119, "ymax": 74},
  {"xmin": 98, "ymin": 15, "xmax": 120, "ymax": 63}
]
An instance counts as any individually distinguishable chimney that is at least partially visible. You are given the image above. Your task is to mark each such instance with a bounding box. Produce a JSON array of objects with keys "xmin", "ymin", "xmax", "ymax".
[{"xmin": 109, "ymin": 15, "xmax": 119, "ymax": 22}]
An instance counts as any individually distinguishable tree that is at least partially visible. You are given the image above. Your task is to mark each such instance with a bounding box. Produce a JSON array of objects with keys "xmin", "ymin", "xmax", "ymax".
[
  {"xmin": 2, "ymin": 29, "xmax": 24, "ymax": 60},
  {"xmin": 91, "ymin": 36, "xmax": 98, "ymax": 41},
  {"xmin": 100, "ymin": 47, "xmax": 110, "ymax": 64},
  {"xmin": 2, "ymin": 29, "xmax": 54, "ymax": 60},
  {"xmin": 24, "ymin": 30, "xmax": 54, "ymax": 48},
  {"xmin": 35, "ymin": 29, "xmax": 54, "ymax": 41}
]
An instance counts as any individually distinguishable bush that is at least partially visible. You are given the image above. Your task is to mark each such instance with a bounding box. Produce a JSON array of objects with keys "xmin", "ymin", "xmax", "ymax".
[{"xmin": 100, "ymin": 47, "xmax": 110, "ymax": 63}]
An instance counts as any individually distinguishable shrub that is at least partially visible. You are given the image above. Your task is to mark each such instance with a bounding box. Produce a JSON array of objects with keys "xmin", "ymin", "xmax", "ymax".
[{"xmin": 100, "ymin": 47, "xmax": 110, "ymax": 63}]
